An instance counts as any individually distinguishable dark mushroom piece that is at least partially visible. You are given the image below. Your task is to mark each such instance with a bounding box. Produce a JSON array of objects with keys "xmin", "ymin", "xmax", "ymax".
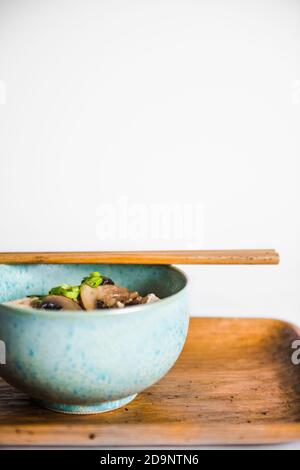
[
  {"xmin": 80, "ymin": 284, "xmax": 141, "ymax": 310},
  {"xmin": 39, "ymin": 295, "xmax": 82, "ymax": 311}
]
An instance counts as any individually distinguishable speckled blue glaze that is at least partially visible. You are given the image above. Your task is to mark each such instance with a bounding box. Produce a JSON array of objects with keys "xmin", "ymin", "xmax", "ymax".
[
  {"xmin": 34, "ymin": 394, "xmax": 137, "ymax": 415},
  {"xmin": 0, "ymin": 264, "xmax": 189, "ymax": 414}
]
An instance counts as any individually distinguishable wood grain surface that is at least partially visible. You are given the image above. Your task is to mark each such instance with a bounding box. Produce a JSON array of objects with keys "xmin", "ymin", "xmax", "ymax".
[
  {"xmin": 1, "ymin": 317, "xmax": 300, "ymax": 446},
  {"xmin": 0, "ymin": 250, "xmax": 280, "ymax": 265}
]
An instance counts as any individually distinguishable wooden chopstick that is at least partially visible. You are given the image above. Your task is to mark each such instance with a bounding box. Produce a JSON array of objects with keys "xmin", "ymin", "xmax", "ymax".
[{"xmin": 0, "ymin": 250, "xmax": 280, "ymax": 265}]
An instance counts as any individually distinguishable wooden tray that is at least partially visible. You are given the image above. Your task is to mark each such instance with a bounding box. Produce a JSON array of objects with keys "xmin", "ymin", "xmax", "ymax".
[{"xmin": 1, "ymin": 317, "xmax": 300, "ymax": 446}]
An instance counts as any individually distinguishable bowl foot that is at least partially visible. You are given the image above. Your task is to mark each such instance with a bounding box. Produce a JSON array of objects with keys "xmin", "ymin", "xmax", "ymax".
[{"xmin": 34, "ymin": 394, "xmax": 137, "ymax": 415}]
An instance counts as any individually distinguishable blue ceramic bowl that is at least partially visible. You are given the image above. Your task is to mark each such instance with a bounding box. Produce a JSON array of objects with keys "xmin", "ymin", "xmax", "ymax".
[{"xmin": 0, "ymin": 264, "xmax": 188, "ymax": 414}]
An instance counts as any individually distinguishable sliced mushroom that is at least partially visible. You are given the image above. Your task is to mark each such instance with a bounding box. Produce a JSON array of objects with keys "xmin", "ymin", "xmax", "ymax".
[
  {"xmin": 39, "ymin": 295, "xmax": 82, "ymax": 311},
  {"xmin": 141, "ymin": 293, "xmax": 160, "ymax": 304},
  {"xmin": 80, "ymin": 284, "xmax": 140, "ymax": 310},
  {"xmin": 6, "ymin": 297, "xmax": 41, "ymax": 309}
]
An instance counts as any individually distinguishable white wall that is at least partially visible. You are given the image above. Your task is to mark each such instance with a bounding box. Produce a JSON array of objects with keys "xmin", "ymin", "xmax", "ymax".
[{"xmin": 0, "ymin": 0, "xmax": 299, "ymax": 322}]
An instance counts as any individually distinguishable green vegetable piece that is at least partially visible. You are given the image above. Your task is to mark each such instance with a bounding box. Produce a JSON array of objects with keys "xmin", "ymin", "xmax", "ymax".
[
  {"xmin": 49, "ymin": 284, "xmax": 80, "ymax": 300},
  {"xmin": 81, "ymin": 272, "xmax": 103, "ymax": 288}
]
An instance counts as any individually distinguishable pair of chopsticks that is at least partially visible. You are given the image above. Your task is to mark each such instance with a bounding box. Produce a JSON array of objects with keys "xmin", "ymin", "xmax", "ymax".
[{"xmin": 0, "ymin": 250, "xmax": 280, "ymax": 265}]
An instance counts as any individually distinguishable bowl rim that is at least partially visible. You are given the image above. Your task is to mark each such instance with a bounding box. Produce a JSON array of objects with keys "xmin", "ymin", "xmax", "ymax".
[{"xmin": 1, "ymin": 265, "xmax": 189, "ymax": 318}]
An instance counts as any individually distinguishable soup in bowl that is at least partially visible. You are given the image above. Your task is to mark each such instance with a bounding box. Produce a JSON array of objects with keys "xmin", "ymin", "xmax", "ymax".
[{"xmin": 0, "ymin": 264, "xmax": 188, "ymax": 414}]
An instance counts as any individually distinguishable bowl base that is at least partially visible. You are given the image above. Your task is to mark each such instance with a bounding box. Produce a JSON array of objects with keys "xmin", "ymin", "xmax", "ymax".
[{"xmin": 34, "ymin": 394, "xmax": 137, "ymax": 415}]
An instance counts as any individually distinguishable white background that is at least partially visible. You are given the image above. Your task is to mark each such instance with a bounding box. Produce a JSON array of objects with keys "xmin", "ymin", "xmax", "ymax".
[
  {"xmin": 1, "ymin": 0, "xmax": 300, "ymax": 322},
  {"xmin": 0, "ymin": 0, "xmax": 300, "ymax": 450}
]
